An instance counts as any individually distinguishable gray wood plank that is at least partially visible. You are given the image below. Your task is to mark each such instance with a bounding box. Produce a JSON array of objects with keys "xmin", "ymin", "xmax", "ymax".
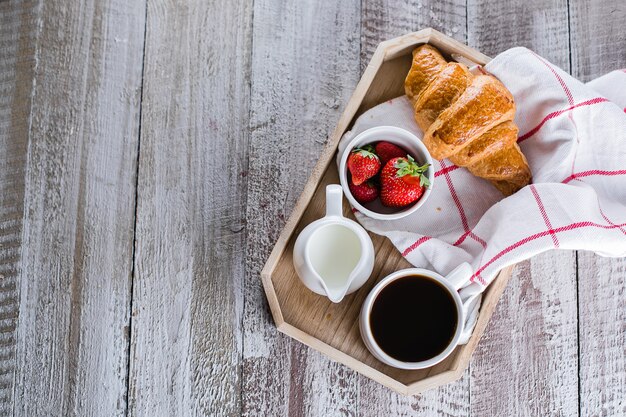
[
  {"xmin": 126, "ymin": 0, "xmax": 252, "ymax": 415},
  {"xmin": 0, "ymin": 1, "xmax": 37, "ymax": 413},
  {"xmin": 242, "ymin": 0, "xmax": 361, "ymax": 415},
  {"xmin": 4, "ymin": 0, "xmax": 146, "ymax": 415},
  {"xmin": 361, "ymin": 0, "xmax": 467, "ymax": 70},
  {"xmin": 468, "ymin": 0, "xmax": 571, "ymax": 69},
  {"xmin": 357, "ymin": 371, "xmax": 470, "ymax": 417},
  {"xmin": 577, "ymin": 254, "xmax": 626, "ymax": 417},
  {"xmin": 358, "ymin": 1, "xmax": 472, "ymax": 415},
  {"xmin": 570, "ymin": 0, "xmax": 626, "ymax": 82},
  {"xmin": 569, "ymin": 2, "xmax": 626, "ymax": 415},
  {"xmin": 467, "ymin": 1, "xmax": 580, "ymax": 415},
  {"xmin": 470, "ymin": 253, "xmax": 579, "ymax": 416}
]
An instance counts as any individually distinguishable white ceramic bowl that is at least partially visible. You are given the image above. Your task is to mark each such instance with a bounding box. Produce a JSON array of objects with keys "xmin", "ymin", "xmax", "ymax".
[{"xmin": 339, "ymin": 126, "xmax": 434, "ymax": 220}]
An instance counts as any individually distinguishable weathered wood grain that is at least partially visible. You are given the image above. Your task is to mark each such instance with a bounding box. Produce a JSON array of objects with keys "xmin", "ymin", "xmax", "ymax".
[
  {"xmin": 570, "ymin": 0, "xmax": 626, "ymax": 82},
  {"xmin": 570, "ymin": 2, "xmax": 626, "ymax": 415},
  {"xmin": 127, "ymin": 0, "xmax": 252, "ymax": 415},
  {"xmin": 242, "ymin": 0, "xmax": 361, "ymax": 415},
  {"xmin": 577, "ymin": 254, "xmax": 626, "ymax": 417},
  {"xmin": 470, "ymin": 253, "xmax": 579, "ymax": 416},
  {"xmin": 357, "ymin": 1, "xmax": 473, "ymax": 414},
  {"xmin": 5, "ymin": 0, "xmax": 146, "ymax": 415},
  {"xmin": 361, "ymin": 0, "xmax": 466, "ymax": 72},
  {"xmin": 358, "ymin": 371, "xmax": 469, "ymax": 417},
  {"xmin": 467, "ymin": 0, "xmax": 571, "ymax": 68},
  {"xmin": 0, "ymin": 1, "xmax": 37, "ymax": 413},
  {"xmin": 467, "ymin": 1, "xmax": 580, "ymax": 415}
]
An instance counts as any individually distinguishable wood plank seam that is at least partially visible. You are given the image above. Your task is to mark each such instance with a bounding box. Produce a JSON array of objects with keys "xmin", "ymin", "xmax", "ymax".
[
  {"xmin": 124, "ymin": 0, "xmax": 149, "ymax": 415},
  {"xmin": 575, "ymin": 250, "xmax": 582, "ymax": 417},
  {"xmin": 127, "ymin": 0, "xmax": 252, "ymax": 414},
  {"xmin": 240, "ymin": 6, "xmax": 257, "ymax": 417}
]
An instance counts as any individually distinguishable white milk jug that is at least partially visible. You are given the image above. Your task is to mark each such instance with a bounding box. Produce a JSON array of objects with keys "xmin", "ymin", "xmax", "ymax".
[{"xmin": 293, "ymin": 184, "xmax": 375, "ymax": 303}]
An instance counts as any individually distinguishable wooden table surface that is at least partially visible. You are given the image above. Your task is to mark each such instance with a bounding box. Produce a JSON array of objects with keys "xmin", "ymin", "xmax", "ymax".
[{"xmin": 2, "ymin": 0, "xmax": 625, "ymax": 416}]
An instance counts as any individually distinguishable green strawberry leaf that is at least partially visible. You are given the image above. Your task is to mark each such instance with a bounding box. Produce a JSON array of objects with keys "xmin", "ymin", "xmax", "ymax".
[
  {"xmin": 361, "ymin": 144, "xmax": 376, "ymax": 154},
  {"xmin": 351, "ymin": 144, "xmax": 378, "ymax": 159},
  {"xmin": 394, "ymin": 155, "xmax": 431, "ymax": 187}
]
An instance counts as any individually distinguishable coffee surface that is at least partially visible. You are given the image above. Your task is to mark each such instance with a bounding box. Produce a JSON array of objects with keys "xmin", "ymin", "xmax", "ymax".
[{"xmin": 369, "ymin": 276, "xmax": 458, "ymax": 362}]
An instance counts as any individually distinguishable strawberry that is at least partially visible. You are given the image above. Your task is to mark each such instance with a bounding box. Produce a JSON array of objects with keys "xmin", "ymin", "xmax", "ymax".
[
  {"xmin": 380, "ymin": 155, "xmax": 431, "ymax": 207},
  {"xmin": 347, "ymin": 145, "xmax": 381, "ymax": 185},
  {"xmin": 348, "ymin": 180, "xmax": 379, "ymax": 204},
  {"xmin": 375, "ymin": 141, "xmax": 406, "ymax": 166}
]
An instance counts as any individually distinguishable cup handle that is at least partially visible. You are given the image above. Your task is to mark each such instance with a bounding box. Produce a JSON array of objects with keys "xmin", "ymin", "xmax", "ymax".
[
  {"xmin": 325, "ymin": 184, "xmax": 344, "ymax": 218},
  {"xmin": 446, "ymin": 262, "xmax": 484, "ymax": 344},
  {"xmin": 458, "ymin": 291, "xmax": 481, "ymax": 344},
  {"xmin": 446, "ymin": 263, "xmax": 473, "ymax": 290}
]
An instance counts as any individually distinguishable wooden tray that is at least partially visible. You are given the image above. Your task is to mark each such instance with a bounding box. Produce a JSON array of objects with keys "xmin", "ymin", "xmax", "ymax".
[{"xmin": 261, "ymin": 28, "xmax": 515, "ymax": 396}]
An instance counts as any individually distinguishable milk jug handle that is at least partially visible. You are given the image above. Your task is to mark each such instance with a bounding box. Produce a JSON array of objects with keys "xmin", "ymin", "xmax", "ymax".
[{"xmin": 326, "ymin": 184, "xmax": 344, "ymax": 218}]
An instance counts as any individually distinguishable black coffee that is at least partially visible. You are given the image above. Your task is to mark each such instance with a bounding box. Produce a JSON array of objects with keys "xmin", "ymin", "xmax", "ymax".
[{"xmin": 369, "ymin": 275, "xmax": 458, "ymax": 362}]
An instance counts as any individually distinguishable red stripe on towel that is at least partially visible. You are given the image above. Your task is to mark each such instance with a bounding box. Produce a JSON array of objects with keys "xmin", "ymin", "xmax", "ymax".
[
  {"xmin": 470, "ymin": 221, "xmax": 626, "ymax": 282},
  {"xmin": 562, "ymin": 169, "xmax": 626, "ymax": 184},
  {"xmin": 401, "ymin": 236, "xmax": 432, "ymax": 257},
  {"xmin": 530, "ymin": 185, "xmax": 559, "ymax": 248},
  {"xmin": 518, "ymin": 98, "xmax": 609, "ymax": 143}
]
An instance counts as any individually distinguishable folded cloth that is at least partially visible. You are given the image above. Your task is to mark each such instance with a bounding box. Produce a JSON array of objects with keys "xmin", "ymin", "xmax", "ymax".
[{"xmin": 338, "ymin": 47, "xmax": 626, "ymax": 340}]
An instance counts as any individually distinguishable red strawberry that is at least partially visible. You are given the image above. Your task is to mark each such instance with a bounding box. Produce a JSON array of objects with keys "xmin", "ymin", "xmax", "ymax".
[
  {"xmin": 347, "ymin": 145, "xmax": 381, "ymax": 185},
  {"xmin": 348, "ymin": 180, "xmax": 379, "ymax": 204},
  {"xmin": 380, "ymin": 155, "xmax": 431, "ymax": 207},
  {"xmin": 375, "ymin": 141, "xmax": 406, "ymax": 166}
]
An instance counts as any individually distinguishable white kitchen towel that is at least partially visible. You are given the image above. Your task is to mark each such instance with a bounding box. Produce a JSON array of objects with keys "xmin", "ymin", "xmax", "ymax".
[{"xmin": 338, "ymin": 47, "xmax": 626, "ymax": 339}]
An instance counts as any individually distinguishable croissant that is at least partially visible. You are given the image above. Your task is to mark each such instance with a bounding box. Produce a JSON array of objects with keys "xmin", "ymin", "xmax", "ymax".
[{"xmin": 405, "ymin": 45, "xmax": 531, "ymax": 196}]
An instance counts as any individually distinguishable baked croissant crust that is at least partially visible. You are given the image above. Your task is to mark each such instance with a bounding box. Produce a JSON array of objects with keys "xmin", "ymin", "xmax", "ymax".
[{"xmin": 405, "ymin": 45, "xmax": 531, "ymax": 195}]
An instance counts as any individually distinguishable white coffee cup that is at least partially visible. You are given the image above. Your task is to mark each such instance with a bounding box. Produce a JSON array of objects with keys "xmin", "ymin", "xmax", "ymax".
[{"xmin": 359, "ymin": 263, "xmax": 482, "ymax": 370}]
